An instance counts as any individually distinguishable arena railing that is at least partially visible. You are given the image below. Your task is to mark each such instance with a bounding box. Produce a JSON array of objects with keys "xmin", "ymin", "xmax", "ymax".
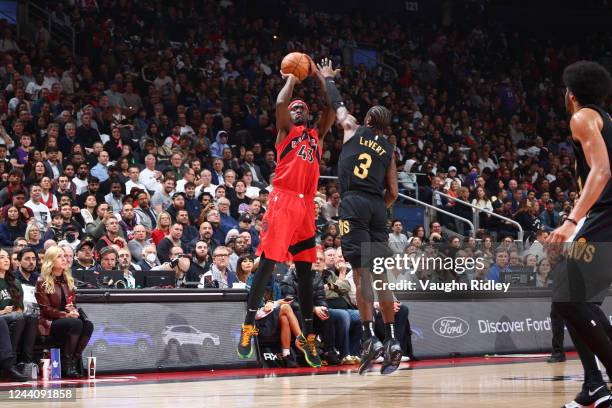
[
  {"xmin": 319, "ymin": 175, "xmax": 476, "ymax": 237},
  {"xmin": 433, "ymin": 190, "xmax": 524, "ymax": 243}
]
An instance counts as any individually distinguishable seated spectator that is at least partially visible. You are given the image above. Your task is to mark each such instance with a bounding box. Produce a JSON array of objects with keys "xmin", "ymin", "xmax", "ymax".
[
  {"xmin": 84, "ymin": 202, "xmax": 110, "ymax": 238},
  {"xmin": 133, "ymin": 190, "xmax": 158, "ymax": 231},
  {"xmin": 128, "ymin": 225, "xmax": 149, "ymax": 263},
  {"xmin": 0, "ymin": 206, "xmax": 27, "ymax": 246},
  {"xmin": 486, "ymin": 248, "xmax": 511, "ymax": 283},
  {"xmin": 137, "ymin": 244, "xmax": 160, "ymax": 272},
  {"xmin": 35, "ymin": 246, "xmax": 94, "ymax": 378},
  {"xmin": 151, "ymin": 177, "xmax": 176, "ymax": 213},
  {"xmin": 235, "ymin": 254, "xmax": 254, "ymax": 283},
  {"xmin": 0, "ymin": 317, "xmax": 28, "ymax": 381},
  {"xmin": 0, "ymin": 248, "xmax": 37, "ymax": 364},
  {"xmin": 535, "ymin": 258, "xmax": 553, "ymax": 288},
  {"xmin": 388, "ymin": 220, "xmax": 410, "ymax": 255},
  {"xmin": 95, "ymin": 246, "xmax": 119, "ymax": 273},
  {"xmin": 151, "ymin": 211, "xmax": 171, "ymax": 245},
  {"xmin": 322, "ymin": 248, "xmax": 361, "ymax": 363},
  {"xmin": 118, "ymin": 203, "xmax": 139, "ymax": 241},
  {"xmin": 539, "ymin": 199, "xmax": 560, "ymax": 232},
  {"xmin": 322, "ymin": 191, "xmax": 340, "ymax": 222},
  {"xmin": 281, "ymin": 253, "xmax": 339, "ymax": 366},
  {"xmin": 191, "ymin": 240, "xmax": 212, "ymax": 272},
  {"xmin": 93, "ymin": 215, "xmax": 127, "ymax": 255},
  {"xmin": 24, "ymin": 221, "xmax": 44, "ymax": 252},
  {"xmin": 25, "ymin": 184, "xmax": 51, "ymax": 232},
  {"xmin": 72, "ymin": 238, "xmax": 96, "ymax": 274},
  {"xmin": 157, "ymin": 223, "xmax": 186, "ymax": 264},
  {"xmin": 117, "ymin": 248, "xmax": 137, "ymax": 288},
  {"xmin": 201, "ymin": 246, "xmax": 238, "ymax": 289}
]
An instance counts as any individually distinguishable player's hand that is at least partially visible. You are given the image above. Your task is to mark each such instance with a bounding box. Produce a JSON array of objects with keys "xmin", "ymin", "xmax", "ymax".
[
  {"xmin": 393, "ymin": 301, "xmax": 401, "ymax": 313},
  {"xmin": 280, "ymin": 71, "xmax": 300, "ymax": 84},
  {"xmin": 546, "ymin": 221, "xmax": 576, "ymax": 246},
  {"xmin": 263, "ymin": 302, "xmax": 274, "ymax": 313},
  {"xmin": 316, "ymin": 58, "xmax": 340, "ymax": 79}
]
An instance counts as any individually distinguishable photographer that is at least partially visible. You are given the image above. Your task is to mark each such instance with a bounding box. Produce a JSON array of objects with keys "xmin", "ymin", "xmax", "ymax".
[
  {"xmin": 152, "ymin": 246, "xmax": 201, "ymax": 287},
  {"xmin": 35, "ymin": 246, "xmax": 94, "ymax": 378}
]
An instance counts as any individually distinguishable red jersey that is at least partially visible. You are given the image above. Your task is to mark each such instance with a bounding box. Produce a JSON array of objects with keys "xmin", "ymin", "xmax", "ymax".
[{"xmin": 273, "ymin": 125, "xmax": 321, "ymax": 197}]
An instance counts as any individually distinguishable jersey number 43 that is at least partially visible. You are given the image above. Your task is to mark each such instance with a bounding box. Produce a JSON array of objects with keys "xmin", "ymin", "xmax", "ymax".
[{"xmin": 297, "ymin": 145, "xmax": 315, "ymax": 163}]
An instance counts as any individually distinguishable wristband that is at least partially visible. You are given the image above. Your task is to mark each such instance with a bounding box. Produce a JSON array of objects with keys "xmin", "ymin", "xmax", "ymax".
[
  {"xmin": 565, "ymin": 217, "xmax": 578, "ymax": 226},
  {"xmin": 325, "ymin": 78, "xmax": 345, "ymax": 110}
]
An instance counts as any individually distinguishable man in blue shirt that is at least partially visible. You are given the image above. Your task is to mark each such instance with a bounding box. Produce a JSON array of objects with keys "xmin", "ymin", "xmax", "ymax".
[{"xmin": 90, "ymin": 151, "xmax": 110, "ymax": 183}]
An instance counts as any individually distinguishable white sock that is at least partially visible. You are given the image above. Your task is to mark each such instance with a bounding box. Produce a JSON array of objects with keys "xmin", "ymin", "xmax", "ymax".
[{"xmin": 282, "ymin": 348, "xmax": 290, "ymax": 357}]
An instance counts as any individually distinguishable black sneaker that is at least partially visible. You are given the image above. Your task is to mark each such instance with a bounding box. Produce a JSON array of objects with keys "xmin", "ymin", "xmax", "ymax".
[
  {"xmin": 295, "ymin": 334, "xmax": 321, "ymax": 368},
  {"xmin": 547, "ymin": 353, "xmax": 566, "ymax": 363},
  {"xmin": 236, "ymin": 324, "xmax": 259, "ymax": 359},
  {"xmin": 280, "ymin": 354, "xmax": 299, "ymax": 368},
  {"xmin": 358, "ymin": 336, "xmax": 384, "ymax": 375},
  {"xmin": 562, "ymin": 383, "xmax": 609, "ymax": 407},
  {"xmin": 380, "ymin": 338, "xmax": 402, "ymax": 375},
  {"xmin": 322, "ymin": 349, "xmax": 341, "ymax": 366}
]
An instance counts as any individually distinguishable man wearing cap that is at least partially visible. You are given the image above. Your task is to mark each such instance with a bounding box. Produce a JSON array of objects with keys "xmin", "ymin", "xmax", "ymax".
[
  {"xmin": 238, "ymin": 213, "xmax": 259, "ymax": 251},
  {"xmin": 72, "ymin": 237, "xmax": 97, "ymax": 274},
  {"xmin": 444, "ymin": 166, "xmax": 462, "ymax": 190},
  {"xmin": 58, "ymin": 224, "xmax": 81, "ymax": 251},
  {"xmin": 210, "ymin": 131, "xmax": 230, "ymax": 159}
]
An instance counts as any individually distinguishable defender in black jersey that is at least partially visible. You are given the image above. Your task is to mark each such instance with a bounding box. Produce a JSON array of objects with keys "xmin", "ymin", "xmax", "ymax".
[
  {"xmin": 548, "ymin": 60, "xmax": 612, "ymax": 408},
  {"xmin": 321, "ymin": 63, "xmax": 401, "ymax": 375}
]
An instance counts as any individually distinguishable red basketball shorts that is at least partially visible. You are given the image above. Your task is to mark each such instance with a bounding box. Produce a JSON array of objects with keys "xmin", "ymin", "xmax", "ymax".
[{"xmin": 256, "ymin": 187, "xmax": 316, "ymax": 263}]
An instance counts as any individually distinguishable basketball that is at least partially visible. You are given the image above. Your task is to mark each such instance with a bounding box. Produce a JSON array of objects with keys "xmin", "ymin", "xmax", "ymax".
[{"xmin": 281, "ymin": 52, "xmax": 311, "ymax": 81}]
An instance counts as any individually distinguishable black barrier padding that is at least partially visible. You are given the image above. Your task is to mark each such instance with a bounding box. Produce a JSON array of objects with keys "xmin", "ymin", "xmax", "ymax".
[{"xmin": 80, "ymin": 301, "xmax": 257, "ymax": 373}]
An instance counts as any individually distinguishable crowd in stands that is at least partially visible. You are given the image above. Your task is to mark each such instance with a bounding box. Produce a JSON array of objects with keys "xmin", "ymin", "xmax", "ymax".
[{"xmin": 0, "ymin": 0, "xmax": 609, "ymax": 372}]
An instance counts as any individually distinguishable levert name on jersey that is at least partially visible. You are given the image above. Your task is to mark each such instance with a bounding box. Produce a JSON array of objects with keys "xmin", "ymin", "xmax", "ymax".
[{"xmin": 359, "ymin": 136, "xmax": 387, "ymax": 156}]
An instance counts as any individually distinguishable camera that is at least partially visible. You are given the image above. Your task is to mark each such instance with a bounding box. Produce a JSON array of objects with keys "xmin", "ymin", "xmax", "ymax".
[{"xmin": 170, "ymin": 254, "xmax": 191, "ymax": 268}]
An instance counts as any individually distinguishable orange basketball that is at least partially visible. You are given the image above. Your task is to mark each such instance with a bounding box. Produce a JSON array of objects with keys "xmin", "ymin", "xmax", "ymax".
[{"xmin": 281, "ymin": 52, "xmax": 311, "ymax": 81}]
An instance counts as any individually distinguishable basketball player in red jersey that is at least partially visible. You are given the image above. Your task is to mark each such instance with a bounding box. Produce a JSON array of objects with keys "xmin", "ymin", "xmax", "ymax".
[{"xmin": 237, "ymin": 59, "xmax": 337, "ymax": 368}]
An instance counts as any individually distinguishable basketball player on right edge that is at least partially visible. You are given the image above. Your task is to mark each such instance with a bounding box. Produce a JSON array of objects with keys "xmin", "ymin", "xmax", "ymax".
[
  {"xmin": 547, "ymin": 60, "xmax": 612, "ymax": 408},
  {"xmin": 319, "ymin": 60, "xmax": 401, "ymax": 374}
]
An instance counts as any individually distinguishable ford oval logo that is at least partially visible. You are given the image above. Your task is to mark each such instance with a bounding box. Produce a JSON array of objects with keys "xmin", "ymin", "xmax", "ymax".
[{"xmin": 432, "ymin": 317, "xmax": 469, "ymax": 338}]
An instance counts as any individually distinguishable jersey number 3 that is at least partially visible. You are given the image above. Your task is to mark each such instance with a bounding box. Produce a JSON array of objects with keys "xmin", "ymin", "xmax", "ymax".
[
  {"xmin": 353, "ymin": 153, "xmax": 372, "ymax": 179},
  {"xmin": 297, "ymin": 145, "xmax": 314, "ymax": 163}
]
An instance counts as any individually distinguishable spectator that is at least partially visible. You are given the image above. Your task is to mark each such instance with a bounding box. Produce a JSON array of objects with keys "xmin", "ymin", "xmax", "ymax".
[
  {"xmin": 72, "ymin": 238, "xmax": 96, "ymax": 274},
  {"xmin": 151, "ymin": 177, "xmax": 176, "ymax": 213},
  {"xmin": 388, "ymin": 220, "xmax": 410, "ymax": 255},
  {"xmin": 151, "ymin": 211, "xmax": 172, "ymax": 246},
  {"xmin": 25, "ymin": 184, "xmax": 51, "ymax": 232},
  {"xmin": 0, "ymin": 206, "xmax": 27, "ymax": 246},
  {"xmin": 0, "ymin": 248, "xmax": 37, "ymax": 364},
  {"xmin": 157, "ymin": 223, "xmax": 186, "ymax": 264},
  {"xmin": 15, "ymin": 247, "xmax": 39, "ymax": 286},
  {"xmin": 24, "ymin": 222, "xmax": 43, "ymax": 252},
  {"xmin": 203, "ymin": 246, "xmax": 238, "ymax": 289},
  {"xmin": 539, "ymin": 199, "xmax": 560, "ymax": 232},
  {"xmin": 192, "ymin": 240, "xmax": 212, "ymax": 272},
  {"xmin": 35, "ymin": 246, "xmax": 94, "ymax": 378},
  {"xmin": 133, "ymin": 190, "xmax": 158, "ymax": 231},
  {"xmin": 90, "ymin": 151, "xmax": 110, "ymax": 183},
  {"xmin": 117, "ymin": 248, "xmax": 137, "ymax": 288},
  {"xmin": 322, "ymin": 191, "xmax": 340, "ymax": 222},
  {"xmin": 128, "ymin": 225, "xmax": 149, "ymax": 263},
  {"xmin": 93, "ymin": 216, "xmax": 126, "ymax": 255},
  {"xmin": 137, "ymin": 244, "xmax": 160, "ymax": 272},
  {"xmin": 486, "ymin": 248, "xmax": 511, "ymax": 283},
  {"xmin": 535, "ymin": 259, "xmax": 553, "ymax": 288}
]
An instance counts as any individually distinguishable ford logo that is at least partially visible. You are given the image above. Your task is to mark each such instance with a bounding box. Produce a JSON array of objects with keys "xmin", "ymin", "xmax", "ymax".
[{"xmin": 432, "ymin": 317, "xmax": 469, "ymax": 338}]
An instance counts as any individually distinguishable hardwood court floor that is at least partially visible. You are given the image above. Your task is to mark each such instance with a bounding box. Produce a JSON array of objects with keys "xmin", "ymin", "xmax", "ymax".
[{"xmin": 1, "ymin": 356, "xmax": 607, "ymax": 408}]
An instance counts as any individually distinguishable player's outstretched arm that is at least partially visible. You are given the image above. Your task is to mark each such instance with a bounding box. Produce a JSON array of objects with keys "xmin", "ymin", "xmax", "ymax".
[
  {"xmin": 317, "ymin": 59, "xmax": 358, "ymax": 143},
  {"xmin": 547, "ymin": 108, "xmax": 610, "ymax": 244},
  {"xmin": 312, "ymin": 58, "xmax": 339, "ymax": 144},
  {"xmin": 276, "ymin": 73, "xmax": 298, "ymax": 143},
  {"xmin": 383, "ymin": 157, "xmax": 399, "ymax": 208}
]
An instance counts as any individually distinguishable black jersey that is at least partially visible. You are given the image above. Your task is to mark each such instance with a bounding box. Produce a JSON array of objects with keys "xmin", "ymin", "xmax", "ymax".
[
  {"xmin": 572, "ymin": 104, "xmax": 612, "ymax": 212},
  {"xmin": 338, "ymin": 126, "xmax": 393, "ymax": 198}
]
